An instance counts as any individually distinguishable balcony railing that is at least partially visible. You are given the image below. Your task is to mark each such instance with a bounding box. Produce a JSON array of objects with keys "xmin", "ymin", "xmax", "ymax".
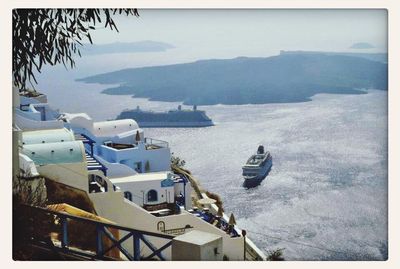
[
  {"xmin": 21, "ymin": 204, "xmax": 174, "ymax": 261},
  {"xmin": 145, "ymin": 138, "xmax": 169, "ymax": 149}
]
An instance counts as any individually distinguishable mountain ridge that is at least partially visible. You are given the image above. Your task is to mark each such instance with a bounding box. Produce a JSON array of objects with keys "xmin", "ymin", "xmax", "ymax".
[{"xmin": 78, "ymin": 52, "xmax": 387, "ymax": 105}]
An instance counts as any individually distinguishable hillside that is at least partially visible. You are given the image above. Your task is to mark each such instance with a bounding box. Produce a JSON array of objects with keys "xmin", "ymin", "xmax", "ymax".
[
  {"xmin": 280, "ymin": 50, "xmax": 387, "ymax": 63},
  {"xmin": 78, "ymin": 53, "xmax": 388, "ymax": 105}
]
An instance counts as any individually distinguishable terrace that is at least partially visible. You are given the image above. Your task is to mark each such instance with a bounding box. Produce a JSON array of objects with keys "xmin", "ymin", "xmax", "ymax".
[
  {"xmin": 187, "ymin": 207, "xmax": 241, "ymax": 238},
  {"xmin": 144, "ymin": 138, "xmax": 169, "ymax": 149},
  {"xmin": 102, "ymin": 137, "xmax": 168, "ymax": 152},
  {"xmin": 104, "ymin": 142, "xmax": 136, "ymax": 150}
]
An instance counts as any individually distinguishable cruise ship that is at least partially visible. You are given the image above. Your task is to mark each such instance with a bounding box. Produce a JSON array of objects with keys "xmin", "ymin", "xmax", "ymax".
[
  {"xmin": 116, "ymin": 105, "xmax": 214, "ymax": 128},
  {"xmin": 242, "ymin": 145, "xmax": 273, "ymax": 188},
  {"xmin": 13, "ymin": 88, "xmax": 265, "ymax": 261}
]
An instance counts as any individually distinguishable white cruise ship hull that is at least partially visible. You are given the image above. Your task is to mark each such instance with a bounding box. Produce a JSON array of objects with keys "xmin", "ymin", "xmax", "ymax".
[{"xmin": 242, "ymin": 157, "xmax": 272, "ymax": 187}]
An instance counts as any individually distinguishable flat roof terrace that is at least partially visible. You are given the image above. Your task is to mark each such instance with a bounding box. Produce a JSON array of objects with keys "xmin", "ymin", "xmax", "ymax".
[
  {"xmin": 103, "ymin": 138, "xmax": 168, "ymax": 151},
  {"xmin": 104, "ymin": 142, "xmax": 136, "ymax": 150},
  {"xmin": 110, "ymin": 172, "xmax": 170, "ymax": 184}
]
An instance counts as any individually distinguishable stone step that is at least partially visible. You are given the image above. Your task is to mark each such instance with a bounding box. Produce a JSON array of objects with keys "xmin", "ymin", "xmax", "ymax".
[{"xmin": 87, "ymin": 165, "xmax": 103, "ymax": 170}]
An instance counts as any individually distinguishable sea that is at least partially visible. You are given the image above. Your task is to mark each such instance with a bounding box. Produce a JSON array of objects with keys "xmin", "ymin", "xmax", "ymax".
[{"xmin": 35, "ymin": 52, "xmax": 388, "ymax": 261}]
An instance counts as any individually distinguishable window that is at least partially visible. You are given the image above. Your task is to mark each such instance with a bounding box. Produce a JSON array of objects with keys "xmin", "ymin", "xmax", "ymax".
[
  {"xmin": 134, "ymin": 162, "xmax": 142, "ymax": 173},
  {"xmin": 124, "ymin": 191, "xmax": 132, "ymax": 201},
  {"xmin": 147, "ymin": 189, "xmax": 158, "ymax": 202},
  {"xmin": 157, "ymin": 221, "xmax": 165, "ymax": 232}
]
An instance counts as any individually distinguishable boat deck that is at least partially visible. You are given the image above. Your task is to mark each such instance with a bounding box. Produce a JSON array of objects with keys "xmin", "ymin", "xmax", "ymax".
[
  {"xmin": 246, "ymin": 155, "xmax": 264, "ymax": 165},
  {"xmin": 244, "ymin": 153, "xmax": 270, "ymax": 167}
]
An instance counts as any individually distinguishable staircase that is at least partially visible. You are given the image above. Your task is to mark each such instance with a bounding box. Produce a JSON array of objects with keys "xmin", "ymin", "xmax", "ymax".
[
  {"xmin": 85, "ymin": 152, "xmax": 107, "ymax": 176},
  {"xmin": 74, "ymin": 133, "xmax": 107, "ymax": 176},
  {"xmin": 74, "ymin": 133, "xmax": 90, "ymax": 143},
  {"xmin": 74, "ymin": 133, "xmax": 94, "ymax": 155}
]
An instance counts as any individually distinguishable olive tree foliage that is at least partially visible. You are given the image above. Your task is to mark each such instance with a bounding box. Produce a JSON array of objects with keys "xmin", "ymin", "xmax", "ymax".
[{"xmin": 13, "ymin": 9, "xmax": 139, "ymax": 91}]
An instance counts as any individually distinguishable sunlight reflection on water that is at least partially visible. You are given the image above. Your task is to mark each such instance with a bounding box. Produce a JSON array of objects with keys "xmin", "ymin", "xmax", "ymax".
[{"xmin": 38, "ymin": 72, "xmax": 387, "ymax": 260}]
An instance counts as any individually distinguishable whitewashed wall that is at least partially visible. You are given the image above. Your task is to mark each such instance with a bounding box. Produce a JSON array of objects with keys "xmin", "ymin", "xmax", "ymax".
[
  {"xmin": 100, "ymin": 142, "xmax": 171, "ymax": 173},
  {"xmin": 113, "ymin": 178, "xmax": 175, "ymax": 207},
  {"xmin": 89, "ymin": 191, "xmax": 246, "ymax": 260}
]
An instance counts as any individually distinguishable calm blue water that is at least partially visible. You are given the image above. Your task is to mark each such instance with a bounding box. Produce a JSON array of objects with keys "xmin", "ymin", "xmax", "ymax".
[{"xmin": 36, "ymin": 55, "xmax": 388, "ymax": 261}]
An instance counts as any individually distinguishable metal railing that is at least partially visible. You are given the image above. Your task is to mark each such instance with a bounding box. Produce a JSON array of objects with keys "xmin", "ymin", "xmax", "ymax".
[
  {"xmin": 162, "ymin": 225, "xmax": 194, "ymax": 236},
  {"xmin": 23, "ymin": 205, "xmax": 175, "ymax": 261},
  {"xmin": 144, "ymin": 138, "xmax": 169, "ymax": 149},
  {"xmin": 86, "ymin": 153, "xmax": 108, "ymax": 176}
]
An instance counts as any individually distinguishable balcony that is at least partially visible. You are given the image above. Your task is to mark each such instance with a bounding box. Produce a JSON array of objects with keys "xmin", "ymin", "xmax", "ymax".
[
  {"xmin": 103, "ymin": 139, "xmax": 168, "ymax": 151},
  {"xmin": 144, "ymin": 138, "xmax": 169, "ymax": 150},
  {"xmin": 99, "ymin": 138, "xmax": 171, "ymax": 172},
  {"xmin": 104, "ymin": 142, "xmax": 136, "ymax": 150}
]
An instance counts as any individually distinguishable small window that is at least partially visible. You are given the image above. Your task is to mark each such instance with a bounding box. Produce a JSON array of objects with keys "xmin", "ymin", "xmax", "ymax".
[
  {"xmin": 157, "ymin": 221, "xmax": 165, "ymax": 232},
  {"xmin": 124, "ymin": 191, "xmax": 132, "ymax": 201},
  {"xmin": 147, "ymin": 189, "xmax": 158, "ymax": 202}
]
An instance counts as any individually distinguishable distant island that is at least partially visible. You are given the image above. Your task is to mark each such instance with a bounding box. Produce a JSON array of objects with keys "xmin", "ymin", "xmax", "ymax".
[
  {"xmin": 350, "ymin": 42, "xmax": 375, "ymax": 49},
  {"xmin": 78, "ymin": 51, "xmax": 388, "ymax": 105},
  {"xmin": 80, "ymin": 41, "xmax": 175, "ymax": 55}
]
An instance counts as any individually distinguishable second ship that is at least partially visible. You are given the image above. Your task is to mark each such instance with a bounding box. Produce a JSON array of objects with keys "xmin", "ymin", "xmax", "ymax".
[{"xmin": 116, "ymin": 105, "xmax": 214, "ymax": 128}]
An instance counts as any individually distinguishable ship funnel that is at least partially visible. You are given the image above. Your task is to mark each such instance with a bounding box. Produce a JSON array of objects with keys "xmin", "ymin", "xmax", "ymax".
[
  {"xmin": 257, "ymin": 145, "xmax": 264, "ymax": 154},
  {"xmin": 193, "ymin": 105, "xmax": 197, "ymax": 111}
]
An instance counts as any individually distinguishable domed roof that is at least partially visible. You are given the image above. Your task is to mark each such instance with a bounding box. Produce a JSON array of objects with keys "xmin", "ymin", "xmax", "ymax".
[
  {"xmin": 92, "ymin": 119, "xmax": 139, "ymax": 137},
  {"xmin": 22, "ymin": 128, "xmax": 75, "ymax": 145},
  {"xmin": 21, "ymin": 141, "xmax": 85, "ymax": 165}
]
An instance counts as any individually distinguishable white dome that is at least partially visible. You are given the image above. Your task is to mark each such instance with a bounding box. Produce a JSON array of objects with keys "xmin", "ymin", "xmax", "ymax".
[{"xmin": 92, "ymin": 119, "xmax": 139, "ymax": 137}]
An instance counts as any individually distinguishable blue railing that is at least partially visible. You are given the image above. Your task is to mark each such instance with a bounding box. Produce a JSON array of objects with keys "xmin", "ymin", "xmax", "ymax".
[
  {"xmin": 76, "ymin": 133, "xmax": 108, "ymax": 176},
  {"xmin": 86, "ymin": 153, "xmax": 108, "ymax": 176},
  {"xmin": 24, "ymin": 205, "xmax": 174, "ymax": 261},
  {"xmin": 76, "ymin": 133, "xmax": 96, "ymax": 156}
]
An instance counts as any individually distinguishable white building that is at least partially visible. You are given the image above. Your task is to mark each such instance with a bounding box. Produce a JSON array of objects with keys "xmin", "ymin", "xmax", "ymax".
[
  {"xmin": 63, "ymin": 113, "xmax": 171, "ymax": 174},
  {"xmin": 13, "ymin": 90, "xmax": 266, "ymax": 260},
  {"xmin": 14, "ymin": 91, "xmax": 64, "ymax": 131},
  {"xmin": 110, "ymin": 171, "xmax": 192, "ymax": 211}
]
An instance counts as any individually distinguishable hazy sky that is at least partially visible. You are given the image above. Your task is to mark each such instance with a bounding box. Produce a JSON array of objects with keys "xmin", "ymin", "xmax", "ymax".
[
  {"xmin": 38, "ymin": 9, "xmax": 388, "ymax": 77},
  {"xmin": 91, "ymin": 9, "xmax": 387, "ymax": 59}
]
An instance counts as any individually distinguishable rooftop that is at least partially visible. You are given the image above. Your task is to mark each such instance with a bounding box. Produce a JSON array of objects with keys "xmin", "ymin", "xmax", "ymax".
[
  {"xmin": 110, "ymin": 171, "xmax": 171, "ymax": 184},
  {"xmin": 173, "ymin": 230, "xmax": 221, "ymax": 245},
  {"xmin": 22, "ymin": 128, "xmax": 75, "ymax": 145},
  {"xmin": 19, "ymin": 89, "xmax": 45, "ymax": 98},
  {"xmin": 21, "ymin": 141, "xmax": 85, "ymax": 165},
  {"xmin": 92, "ymin": 119, "xmax": 139, "ymax": 137}
]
